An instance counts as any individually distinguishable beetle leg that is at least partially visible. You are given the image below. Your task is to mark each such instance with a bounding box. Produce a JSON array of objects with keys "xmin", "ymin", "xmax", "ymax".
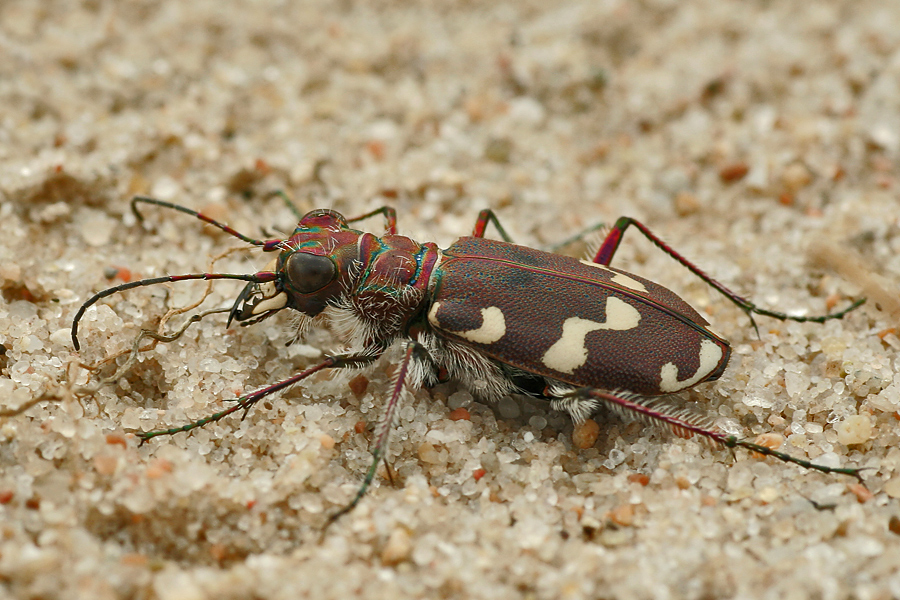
[
  {"xmin": 266, "ymin": 189, "xmax": 305, "ymax": 220},
  {"xmin": 546, "ymin": 222, "xmax": 610, "ymax": 254},
  {"xmin": 345, "ymin": 206, "xmax": 398, "ymax": 234},
  {"xmin": 326, "ymin": 341, "xmax": 430, "ymax": 526},
  {"xmin": 553, "ymin": 387, "xmax": 863, "ymax": 482},
  {"xmin": 475, "ymin": 210, "xmax": 614, "ymax": 254},
  {"xmin": 136, "ymin": 352, "xmax": 380, "ymax": 444},
  {"xmin": 550, "ymin": 394, "xmax": 603, "ymax": 424},
  {"xmin": 472, "ymin": 209, "xmax": 515, "ymax": 242},
  {"xmin": 593, "ymin": 216, "xmax": 865, "ymax": 325}
]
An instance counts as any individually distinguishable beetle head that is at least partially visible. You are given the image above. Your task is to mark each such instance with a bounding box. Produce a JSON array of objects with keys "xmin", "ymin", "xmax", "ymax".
[{"xmin": 228, "ymin": 209, "xmax": 360, "ymax": 327}]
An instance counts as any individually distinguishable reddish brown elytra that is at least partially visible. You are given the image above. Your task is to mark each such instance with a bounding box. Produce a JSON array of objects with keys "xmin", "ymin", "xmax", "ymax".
[{"xmin": 72, "ymin": 196, "xmax": 866, "ymax": 522}]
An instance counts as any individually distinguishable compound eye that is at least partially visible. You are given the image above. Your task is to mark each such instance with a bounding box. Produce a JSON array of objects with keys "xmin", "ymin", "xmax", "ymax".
[{"xmin": 284, "ymin": 253, "xmax": 336, "ymax": 294}]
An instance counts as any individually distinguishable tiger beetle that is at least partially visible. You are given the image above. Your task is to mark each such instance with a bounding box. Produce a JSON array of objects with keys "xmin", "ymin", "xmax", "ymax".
[{"xmin": 72, "ymin": 196, "xmax": 866, "ymax": 522}]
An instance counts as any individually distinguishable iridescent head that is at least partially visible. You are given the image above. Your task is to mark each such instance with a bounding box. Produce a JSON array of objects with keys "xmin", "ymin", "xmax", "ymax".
[{"xmin": 227, "ymin": 209, "xmax": 361, "ymax": 326}]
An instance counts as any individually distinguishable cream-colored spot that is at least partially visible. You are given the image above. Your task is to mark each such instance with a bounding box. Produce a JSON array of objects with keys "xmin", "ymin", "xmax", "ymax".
[
  {"xmin": 602, "ymin": 297, "xmax": 642, "ymax": 331},
  {"xmin": 251, "ymin": 291, "xmax": 287, "ymax": 315},
  {"xmin": 542, "ymin": 297, "xmax": 641, "ymax": 374},
  {"xmin": 427, "ymin": 302, "xmax": 442, "ymax": 327},
  {"xmin": 612, "ymin": 273, "xmax": 647, "ymax": 293},
  {"xmin": 658, "ymin": 339, "xmax": 724, "ymax": 392},
  {"xmin": 454, "ymin": 306, "xmax": 506, "ymax": 344},
  {"xmin": 579, "ymin": 260, "xmax": 647, "ymax": 292}
]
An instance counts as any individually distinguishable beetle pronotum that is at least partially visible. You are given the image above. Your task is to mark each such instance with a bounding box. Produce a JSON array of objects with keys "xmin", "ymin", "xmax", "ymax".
[{"xmin": 72, "ymin": 196, "xmax": 866, "ymax": 521}]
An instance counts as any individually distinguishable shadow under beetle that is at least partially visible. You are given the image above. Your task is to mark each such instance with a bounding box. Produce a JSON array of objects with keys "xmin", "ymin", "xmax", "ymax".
[{"xmin": 72, "ymin": 197, "xmax": 866, "ymax": 522}]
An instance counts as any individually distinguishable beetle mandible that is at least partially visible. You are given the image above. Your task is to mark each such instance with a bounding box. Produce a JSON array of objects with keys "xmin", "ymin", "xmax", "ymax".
[{"xmin": 71, "ymin": 196, "xmax": 866, "ymax": 521}]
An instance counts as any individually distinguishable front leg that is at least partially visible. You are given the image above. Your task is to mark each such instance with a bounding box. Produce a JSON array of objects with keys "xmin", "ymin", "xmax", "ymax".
[
  {"xmin": 326, "ymin": 341, "xmax": 432, "ymax": 525},
  {"xmin": 346, "ymin": 206, "xmax": 398, "ymax": 234}
]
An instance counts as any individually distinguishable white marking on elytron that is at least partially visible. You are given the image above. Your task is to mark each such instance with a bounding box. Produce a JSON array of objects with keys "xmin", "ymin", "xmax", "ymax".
[
  {"xmin": 454, "ymin": 306, "xmax": 506, "ymax": 344},
  {"xmin": 251, "ymin": 291, "xmax": 287, "ymax": 315},
  {"xmin": 542, "ymin": 297, "xmax": 641, "ymax": 374},
  {"xmin": 430, "ymin": 303, "xmax": 507, "ymax": 344},
  {"xmin": 427, "ymin": 302, "xmax": 442, "ymax": 327},
  {"xmin": 658, "ymin": 338, "xmax": 724, "ymax": 393},
  {"xmin": 578, "ymin": 260, "xmax": 647, "ymax": 292}
]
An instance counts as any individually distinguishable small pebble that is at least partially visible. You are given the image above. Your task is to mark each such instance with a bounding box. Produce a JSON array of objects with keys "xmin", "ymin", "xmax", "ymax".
[
  {"xmin": 572, "ymin": 419, "xmax": 600, "ymax": 449},
  {"xmin": 835, "ymin": 415, "xmax": 872, "ymax": 445},
  {"xmin": 93, "ymin": 454, "xmax": 118, "ymax": 476},
  {"xmin": 528, "ymin": 415, "xmax": 547, "ymax": 430},
  {"xmin": 106, "ymin": 433, "xmax": 128, "ymax": 448},
  {"xmin": 598, "ymin": 528, "xmax": 633, "ymax": 547},
  {"xmin": 50, "ymin": 328, "xmax": 73, "ymax": 346},
  {"xmin": 348, "ymin": 374, "xmax": 368, "ymax": 399},
  {"xmin": 883, "ymin": 476, "xmax": 900, "ymax": 499},
  {"xmin": 627, "ymin": 473, "xmax": 650, "ymax": 486},
  {"xmin": 782, "ymin": 163, "xmax": 812, "ymax": 192},
  {"xmin": 847, "ymin": 483, "xmax": 873, "ymax": 503},
  {"xmin": 79, "ymin": 209, "xmax": 116, "ymax": 247},
  {"xmin": 381, "ymin": 528, "xmax": 412, "ymax": 566},
  {"xmin": 145, "ymin": 459, "xmax": 173, "ymax": 479},
  {"xmin": 889, "ymin": 516, "xmax": 900, "ymax": 536},
  {"xmin": 448, "ymin": 407, "xmax": 470, "ymax": 421},
  {"xmin": 674, "ymin": 191, "xmax": 700, "ymax": 216},
  {"xmin": 758, "ymin": 487, "xmax": 779, "ymax": 503},
  {"xmin": 608, "ymin": 503, "xmax": 635, "ymax": 527},
  {"xmin": 209, "ymin": 544, "xmax": 229, "ymax": 562},
  {"xmin": 497, "ymin": 396, "xmax": 520, "ymax": 419},
  {"xmin": 0, "ymin": 262, "xmax": 21, "ymax": 281},
  {"xmin": 484, "ymin": 138, "xmax": 513, "ymax": 163},
  {"xmin": 719, "ymin": 162, "xmax": 749, "ymax": 183},
  {"xmin": 418, "ymin": 442, "xmax": 440, "ymax": 464},
  {"xmin": 447, "ymin": 391, "xmax": 473, "ymax": 410},
  {"xmin": 751, "ymin": 432, "xmax": 784, "ymax": 458},
  {"xmin": 120, "ymin": 554, "xmax": 148, "ymax": 567}
]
